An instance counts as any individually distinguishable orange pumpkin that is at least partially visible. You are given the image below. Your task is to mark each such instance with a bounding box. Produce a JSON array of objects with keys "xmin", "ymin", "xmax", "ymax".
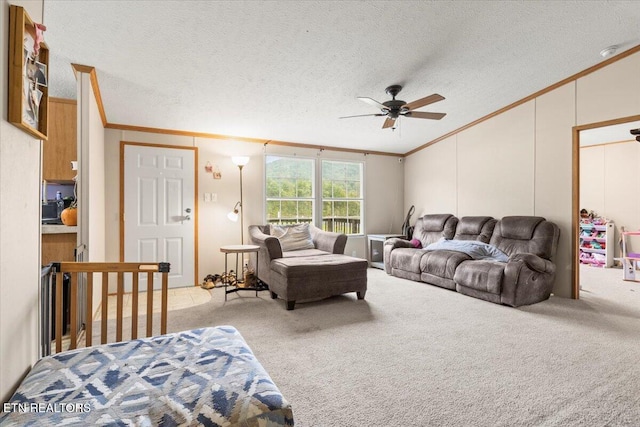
[{"xmin": 61, "ymin": 207, "xmax": 77, "ymax": 226}]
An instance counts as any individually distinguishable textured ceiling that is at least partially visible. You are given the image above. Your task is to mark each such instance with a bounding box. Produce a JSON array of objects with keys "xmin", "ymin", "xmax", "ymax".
[{"xmin": 43, "ymin": 1, "xmax": 640, "ymax": 154}]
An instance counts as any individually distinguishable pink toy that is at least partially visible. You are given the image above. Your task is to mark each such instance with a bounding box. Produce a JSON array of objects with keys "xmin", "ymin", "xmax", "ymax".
[{"xmin": 33, "ymin": 23, "xmax": 46, "ymax": 56}]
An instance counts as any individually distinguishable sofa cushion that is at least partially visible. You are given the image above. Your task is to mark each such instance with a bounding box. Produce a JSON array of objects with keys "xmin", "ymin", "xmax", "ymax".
[
  {"xmin": 453, "ymin": 216, "xmax": 496, "ymax": 243},
  {"xmin": 499, "ymin": 216, "xmax": 544, "ymax": 240},
  {"xmin": 424, "ymin": 239, "xmax": 509, "ymax": 262},
  {"xmin": 490, "ymin": 216, "xmax": 559, "ymax": 259},
  {"xmin": 420, "ymin": 272, "xmax": 456, "ymax": 290},
  {"xmin": 282, "ymin": 249, "xmax": 329, "ymax": 258},
  {"xmin": 271, "ymin": 223, "xmax": 315, "ymax": 251},
  {"xmin": 453, "ymin": 260, "xmax": 505, "ymax": 295},
  {"xmin": 420, "ymin": 250, "xmax": 471, "ymax": 280},
  {"xmin": 390, "ymin": 248, "xmax": 428, "ymax": 274},
  {"xmin": 412, "ymin": 214, "xmax": 458, "ymax": 248}
]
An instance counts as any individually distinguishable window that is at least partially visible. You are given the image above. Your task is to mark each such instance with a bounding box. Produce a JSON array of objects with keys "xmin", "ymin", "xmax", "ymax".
[
  {"xmin": 321, "ymin": 160, "xmax": 363, "ymax": 235},
  {"xmin": 264, "ymin": 156, "xmax": 364, "ymax": 235},
  {"xmin": 265, "ymin": 156, "xmax": 314, "ymax": 226}
]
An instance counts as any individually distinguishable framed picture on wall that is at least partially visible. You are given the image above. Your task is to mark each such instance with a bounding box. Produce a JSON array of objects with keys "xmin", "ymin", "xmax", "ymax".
[{"xmin": 8, "ymin": 5, "xmax": 49, "ymax": 140}]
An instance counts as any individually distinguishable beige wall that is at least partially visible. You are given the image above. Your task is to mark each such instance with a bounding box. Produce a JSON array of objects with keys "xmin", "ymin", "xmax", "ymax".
[
  {"xmin": 81, "ymin": 72, "xmax": 106, "ymax": 263},
  {"xmin": 577, "ymin": 53, "xmax": 640, "ymax": 125},
  {"xmin": 457, "ymin": 101, "xmax": 535, "ymax": 217},
  {"xmin": 581, "ymin": 141, "xmax": 640, "ymax": 257},
  {"xmin": 77, "ymin": 72, "xmax": 106, "ymax": 310},
  {"xmin": 104, "ymin": 129, "xmax": 404, "ymax": 282},
  {"xmin": 0, "ymin": 0, "xmax": 44, "ymax": 403},
  {"xmin": 580, "ymin": 146, "xmax": 605, "ymax": 215},
  {"xmin": 533, "ymin": 82, "xmax": 575, "ymax": 296},
  {"xmin": 404, "ymin": 135, "xmax": 457, "ymax": 217},
  {"xmin": 404, "ymin": 50, "xmax": 640, "ymax": 298}
]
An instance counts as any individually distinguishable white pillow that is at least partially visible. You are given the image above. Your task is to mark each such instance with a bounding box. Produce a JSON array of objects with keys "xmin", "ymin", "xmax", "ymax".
[{"xmin": 271, "ymin": 223, "xmax": 315, "ymax": 252}]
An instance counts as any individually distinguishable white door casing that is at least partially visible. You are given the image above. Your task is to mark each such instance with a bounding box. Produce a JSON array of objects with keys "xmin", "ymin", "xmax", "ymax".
[{"xmin": 122, "ymin": 143, "xmax": 197, "ymax": 289}]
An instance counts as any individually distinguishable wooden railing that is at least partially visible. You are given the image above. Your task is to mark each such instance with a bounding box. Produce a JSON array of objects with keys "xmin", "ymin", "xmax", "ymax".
[
  {"xmin": 267, "ymin": 217, "xmax": 361, "ymax": 234},
  {"xmin": 323, "ymin": 218, "xmax": 361, "ymax": 235},
  {"xmin": 47, "ymin": 262, "xmax": 170, "ymax": 354}
]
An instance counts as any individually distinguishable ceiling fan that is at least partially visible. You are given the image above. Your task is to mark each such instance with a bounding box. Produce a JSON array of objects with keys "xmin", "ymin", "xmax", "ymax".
[{"xmin": 340, "ymin": 85, "xmax": 446, "ymax": 130}]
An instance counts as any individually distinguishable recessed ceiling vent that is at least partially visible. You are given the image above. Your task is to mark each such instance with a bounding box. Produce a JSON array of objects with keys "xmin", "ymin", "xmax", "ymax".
[{"xmin": 599, "ymin": 45, "xmax": 618, "ymax": 58}]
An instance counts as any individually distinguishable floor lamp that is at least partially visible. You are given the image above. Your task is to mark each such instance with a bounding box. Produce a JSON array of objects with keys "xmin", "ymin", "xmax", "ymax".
[{"xmin": 227, "ymin": 156, "xmax": 250, "ymax": 244}]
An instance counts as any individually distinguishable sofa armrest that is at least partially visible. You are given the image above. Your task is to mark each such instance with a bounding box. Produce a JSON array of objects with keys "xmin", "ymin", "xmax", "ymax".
[
  {"xmin": 382, "ymin": 238, "xmax": 414, "ymax": 274},
  {"xmin": 249, "ymin": 228, "xmax": 283, "ymax": 260},
  {"xmin": 310, "ymin": 226, "xmax": 347, "ymax": 254},
  {"xmin": 384, "ymin": 238, "xmax": 413, "ymax": 250},
  {"xmin": 501, "ymin": 253, "xmax": 556, "ymax": 306},
  {"xmin": 509, "ymin": 253, "xmax": 555, "ymax": 275}
]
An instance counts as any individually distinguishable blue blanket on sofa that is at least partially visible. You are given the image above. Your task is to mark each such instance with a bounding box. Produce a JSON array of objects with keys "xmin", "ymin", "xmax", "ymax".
[{"xmin": 424, "ymin": 239, "xmax": 509, "ymax": 262}]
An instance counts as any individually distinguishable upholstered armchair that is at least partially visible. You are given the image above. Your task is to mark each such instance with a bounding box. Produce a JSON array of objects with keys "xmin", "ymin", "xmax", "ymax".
[
  {"xmin": 248, "ymin": 224, "xmax": 366, "ymax": 310},
  {"xmin": 248, "ymin": 224, "xmax": 347, "ymax": 287}
]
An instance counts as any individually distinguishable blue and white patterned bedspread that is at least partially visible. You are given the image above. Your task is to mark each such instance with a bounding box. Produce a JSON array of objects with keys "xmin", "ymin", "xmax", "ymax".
[{"xmin": 0, "ymin": 326, "xmax": 294, "ymax": 426}]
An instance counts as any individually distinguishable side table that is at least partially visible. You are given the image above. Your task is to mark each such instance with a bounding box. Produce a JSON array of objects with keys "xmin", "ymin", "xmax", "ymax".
[
  {"xmin": 219, "ymin": 245, "xmax": 266, "ymax": 300},
  {"xmin": 367, "ymin": 234, "xmax": 406, "ymax": 269}
]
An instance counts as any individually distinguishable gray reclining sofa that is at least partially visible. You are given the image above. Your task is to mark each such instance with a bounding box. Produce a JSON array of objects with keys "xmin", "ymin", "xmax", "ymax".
[{"xmin": 384, "ymin": 215, "xmax": 560, "ymax": 307}]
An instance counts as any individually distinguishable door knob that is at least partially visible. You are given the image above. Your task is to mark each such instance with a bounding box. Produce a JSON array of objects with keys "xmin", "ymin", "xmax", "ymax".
[
  {"xmin": 184, "ymin": 214, "xmax": 191, "ymax": 221},
  {"xmin": 185, "ymin": 208, "xmax": 192, "ymax": 213}
]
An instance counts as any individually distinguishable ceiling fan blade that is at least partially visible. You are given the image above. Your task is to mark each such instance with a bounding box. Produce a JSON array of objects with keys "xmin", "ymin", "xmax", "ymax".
[
  {"xmin": 358, "ymin": 97, "xmax": 390, "ymax": 111},
  {"xmin": 404, "ymin": 111, "xmax": 447, "ymax": 120},
  {"xmin": 382, "ymin": 117, "xmax": 396, "ymax": 129},
  {"xmin": 339, "ymin": 113, "xmax": 386, "ymax": 119},
  {"xmin": 404, "ymin": 94, "xmax": 445, "ymax": 111}
]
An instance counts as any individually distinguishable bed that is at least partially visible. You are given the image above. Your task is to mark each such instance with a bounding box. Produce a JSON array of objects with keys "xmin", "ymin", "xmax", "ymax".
[{"xmin": 0, "ymin": 326, "xmax": 294, "ymax": 426}]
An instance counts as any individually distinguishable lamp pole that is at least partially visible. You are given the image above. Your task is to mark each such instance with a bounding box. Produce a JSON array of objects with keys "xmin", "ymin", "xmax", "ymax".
[
  {"xmin": 231, "ymin": 156, "xmax": 249, "ymax": 244},
  {"xmin": 239, "ymin": 164, "xmax": 244, "ymax": 244}
]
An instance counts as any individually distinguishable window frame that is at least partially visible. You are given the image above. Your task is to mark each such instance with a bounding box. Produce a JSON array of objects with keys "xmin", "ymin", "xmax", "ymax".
[
  {"xmin": 264, "ymin": 154, "xmax": 316, "ymax": 227},
  {"xmin": 319, "ymin": 159, "xmax": 365, "ymax": 237},
  {"xmin": 263, "ymin": 154, "xmax": 365, "ymax": 236}
]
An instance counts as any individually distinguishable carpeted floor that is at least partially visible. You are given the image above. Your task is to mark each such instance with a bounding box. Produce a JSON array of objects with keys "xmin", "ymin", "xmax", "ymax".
[{"xmin": 161, "ymin": 266, "xmax": 640, "ymax": 426}]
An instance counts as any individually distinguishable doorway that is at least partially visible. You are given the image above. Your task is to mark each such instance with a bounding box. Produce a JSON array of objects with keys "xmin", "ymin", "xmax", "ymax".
[
  {"xmin": 573, "ymin": 114, "xmax": 640, "ymax": 298},
  {"xmin": 120, "ymin": 142, "xmax": 198, "ymax": 289}
]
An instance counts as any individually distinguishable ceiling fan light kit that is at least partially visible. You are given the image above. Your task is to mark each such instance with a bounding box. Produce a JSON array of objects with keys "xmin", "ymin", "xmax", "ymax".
[{"xmin": 341, "ymin": 84, "xmax": 446, "ymax": 130}]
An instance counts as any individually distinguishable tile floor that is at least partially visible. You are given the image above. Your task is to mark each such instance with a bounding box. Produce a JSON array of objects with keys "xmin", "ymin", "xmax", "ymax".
[
  {"xmin": 94, "ymin": 285, "xmax": 212, "ymax": 320},
  {"xmin": 55, "ymin": 286, "xmax": 211, "ymax": 352}
]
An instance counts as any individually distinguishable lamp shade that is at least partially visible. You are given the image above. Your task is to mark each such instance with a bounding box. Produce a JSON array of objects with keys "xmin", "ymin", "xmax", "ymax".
[
  {"xmin": 227, "ymin": 210, "xmax": 239, "ymax": 222},
  {"xmin": 231, "ymin": 156, "xmax": 250, "ymax": 167}
]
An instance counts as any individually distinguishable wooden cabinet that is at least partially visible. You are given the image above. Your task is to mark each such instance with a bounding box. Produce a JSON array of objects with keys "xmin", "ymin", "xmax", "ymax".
[
  {"xmin": 43, "ymin": 98, "xmax": 77, "ymax": 182},
  {"xmin": 42, "ymin": 232, "xmax": 77, "ymax": 265}
]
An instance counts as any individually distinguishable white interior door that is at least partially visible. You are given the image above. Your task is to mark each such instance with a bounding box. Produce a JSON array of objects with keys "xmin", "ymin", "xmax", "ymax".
[{"xmin": 123, "ymin": 143, "xmax": 196, "ymax": 289}]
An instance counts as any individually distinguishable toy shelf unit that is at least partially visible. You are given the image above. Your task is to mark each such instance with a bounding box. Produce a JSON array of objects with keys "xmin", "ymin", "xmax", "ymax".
[
  {"xmin": 622, "ymin": 231, "xmax": 640, "ymax": 282},
  {"xmin": 579, "ymin": 221, "xmax": 614, "ymax": 268}
]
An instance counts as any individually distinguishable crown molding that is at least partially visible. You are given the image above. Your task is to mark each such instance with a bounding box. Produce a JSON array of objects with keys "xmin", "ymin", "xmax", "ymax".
[
  {"xmin": 71, "ymin": 64, "xmax": 107, "ymax": 126},
  {"xmin": 405, "ymin": 43, "xmax": 640, "ymax": 156}
]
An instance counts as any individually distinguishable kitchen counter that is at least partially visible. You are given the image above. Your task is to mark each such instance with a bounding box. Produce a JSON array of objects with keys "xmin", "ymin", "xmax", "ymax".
[{"xmin": 42, "ymin": 224, "xmax": 77, "ymax": 234}]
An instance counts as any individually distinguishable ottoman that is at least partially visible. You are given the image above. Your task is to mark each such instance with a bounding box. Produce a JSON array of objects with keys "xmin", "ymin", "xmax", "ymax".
[{"xmin": 268, "ymin": 254, "xmax": 368, "ymax": 310}]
